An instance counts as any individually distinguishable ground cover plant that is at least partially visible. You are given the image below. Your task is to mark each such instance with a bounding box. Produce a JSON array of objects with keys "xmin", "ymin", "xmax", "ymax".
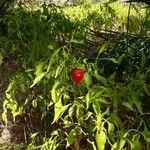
[{"xmin": 0, "ymin": 0, "xmax": 150, "ymax": 149}]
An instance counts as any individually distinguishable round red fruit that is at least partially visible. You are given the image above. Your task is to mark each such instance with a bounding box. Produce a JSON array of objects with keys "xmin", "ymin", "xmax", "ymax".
[{"xmin": 71, "ymin": 67, "xmax": 85, "ymax": 84}]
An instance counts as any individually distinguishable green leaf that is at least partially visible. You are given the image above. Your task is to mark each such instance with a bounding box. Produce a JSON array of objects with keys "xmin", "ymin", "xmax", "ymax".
[
  {"xmin": 31, "ymin": 132, "xmax": 38, "ymax": 139},
  {"xmin": 99, "ymin": 97, "xmax": 109, "ymax": 104},
  {"xmin": 64, "ymin": 116, "xmax": 72, "ymax": 127},
  {"xmin": 133, "ymin": 100, "xmax": 143, "ymax": 114},
  {"xmin": 94, "ymin": 71, "xmax": 107, "ymax": 85},
  {"xmin": 47, "ymin": 49, "xmax": 60, "ymax": 72},
  {"xmin": 86, "ymin": 91, "xmax": 91, "ymax": 110},
  {"xmin": 119, "ymin": 132, "xmax": 128, "ymax": 150},
  {"xmin": 132, "ymin": 133, "xmax": 141, "ymax": 141},
  {"xmin": 51, "ymin": 130, "xmax": 58, "ymax": 136},
  {"xmin": 109, "ymin": 113, "xmax": 122, "ymax": 128},
  {"xmin": 6, "ymin": 80, "xmax": 15, "ymax": 93},
  {"xmin": 96, "ymin": 42, "xmax": 109, "ymax": 61},
  {"xmin": 122, "ymin": 102, "xmax": 133, "ymax": 110},
  {"xmin": 130, "ymin": 141, "xmax": 142, "ymax": 150},
  {"xmin": 102, "ymin": 107, "xmax": 110, "ymax": 116},
  {"xmin": 111, "ymin": 132, "xmax": 128, "ymax": 150},
  {"xmin": 118, "ymin": 54, "xmax": 125, "ymax": 65},
  {"xmin": 85, "ymin": 111, "xmax": 93, "ymax": 120},
  {"xmin": 119, "ymin": 138, "xmax": 126, "ymax": 150},
  {"xmin": 108, "ymin": 122, "xmax": 115, "ymax": 135},
  {"xmin": 68, "ymin": 105, "xmax": 75, "ymax": 117},
  {"xmin": 130, "ymin": 134, "xmax": 142, "ymax": 150},
  {"xmin": 51, "ymin": 81, "xmax": 59, "ymax": 103},
  {"xmin": 6, "ymin": 93, "xmax": 12, "ymax": 99},
  {"xmin": 99, "ymin": 42, "xmax": 109, "ymax": 54},
  {"xmin": 76, "ymin": 106, "xmax": 84, "ymax": 122},
  {"xmin": 93, "ymin": 101, "xmax": 101, "ymax": 115},
  {"xmin": 66, "ymin": 127, "xmax": 82, "ymax": 147},
  {"xmin": 35, "ymin": 61, "xmax": 46, "ymax": 76},
  {"xmin": 55, "ymin": 61, "xmax": 65, "ymax": 78},
  {"xmin": 143, "ymin": 127, "xmax": 150, "ymax": 143},
  {"xmin": 70, "ymin": 39, "xmax": 84, "ymax": 44},
  {"xmin": 30, "ymin": 72, "xmax": 46, "ymax": 88},
  {"xmin": 52, "ymin": 99, "xmax": 70, "ymax": 123},
  {"xmin": 109, "ymin": 58, "xmax": 118, "ymax": 64}
]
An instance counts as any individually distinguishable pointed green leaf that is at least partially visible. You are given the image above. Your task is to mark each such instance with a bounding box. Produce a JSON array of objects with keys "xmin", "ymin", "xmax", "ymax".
[
  {"xmin": 52, "ymin": 100, "xmax": 70, "ymax": 123},
  {"xmin": 31, "ymin": 132, "xmax": 38, "ymax": 139},
  {"xmin": 133, "ymin": 100, "xmax": 143, "ymax": 114},
  {"xmin": 76, "ymin": 106, "xmax": 84, "ymax": 122},
  {"xmin": 109, "ymin": 113, "xmax": 122, "ymax": 128},
  {"xmin": 35, "ymin": 61, "xmax": 46, "ymax": 76},
  {"xmin": 96, "ymin": 42, "xmax": 109, "ymax": 62},
  {"xmin": 94, "ymin": 71, "xmax": 107, "ymax": 85},
  {"xmin": 6, "ymin": 80, "xmax": 15, "ymax": 93},
  {"xmin": 51, "ymin": 81, "xmax": 59, "ymax": 103},
  {"xmin": 85, "ymin": 111, "xmax": 93, "ymax": 120},
  {"xmin": 66, "ymin": 127, "xmax": 82, "ymax": 147},
  {"xmin": 108, "ymin": 122, "xmax": 115, "ymax": 135},
  {"xmin": 99, "ymin": 97, "xmax": 109, "ymax": 104},
  {"xmin": 118, "ymin": 54, "xmax": 125, "ymax": 65},
  {"xmin": 93, "ymin": 101, "xmax": 101, "ymax": 115},
  {"xmin": 122, "ymin": 102, "xmax": 133, "ymax": 110},
  {"xmin": 55, "ymin": 61, "xmax": 65, "ymax": 78},
  {"xmin": 86, "ymin": 91, "xmax": 91, "ymax": 110},
  {"xmin": 30, "ymin": 72, "xmax": 46, "ymax": 88},
  {"xmin": 99, "ymin": 42, "xmax": 109, "ymax": 54},
  {"xmin": 68, "ymin": 105, "xmax": 75, "ymax": 117}
]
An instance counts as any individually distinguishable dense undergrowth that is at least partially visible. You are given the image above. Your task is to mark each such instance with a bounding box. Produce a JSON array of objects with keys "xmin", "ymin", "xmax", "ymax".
[{"xmin": 0, "ymin": 1, "xmax": 150, "ymax": 150}]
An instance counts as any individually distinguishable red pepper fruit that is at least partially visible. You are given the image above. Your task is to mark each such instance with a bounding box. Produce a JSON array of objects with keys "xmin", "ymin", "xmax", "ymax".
[{"xmin": 71, "ymin": 67, "xmax": 85, "ymax": 84}]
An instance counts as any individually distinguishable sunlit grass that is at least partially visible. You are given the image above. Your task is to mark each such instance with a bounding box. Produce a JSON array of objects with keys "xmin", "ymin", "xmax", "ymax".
[{"xmin": 63, "ymin": 1, "xmax": 146, "ymax": 32}]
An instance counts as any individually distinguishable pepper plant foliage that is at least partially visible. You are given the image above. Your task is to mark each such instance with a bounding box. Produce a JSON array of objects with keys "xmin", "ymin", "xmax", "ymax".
[{"xmin": 1, "ymin": 2, "xmax": 150, "ymax": 150}]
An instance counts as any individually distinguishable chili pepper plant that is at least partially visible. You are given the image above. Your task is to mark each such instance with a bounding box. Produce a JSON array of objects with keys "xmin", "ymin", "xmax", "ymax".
[{"xmin": 1, "ymin": 2, "xmax": 150, "ymax": 150}]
